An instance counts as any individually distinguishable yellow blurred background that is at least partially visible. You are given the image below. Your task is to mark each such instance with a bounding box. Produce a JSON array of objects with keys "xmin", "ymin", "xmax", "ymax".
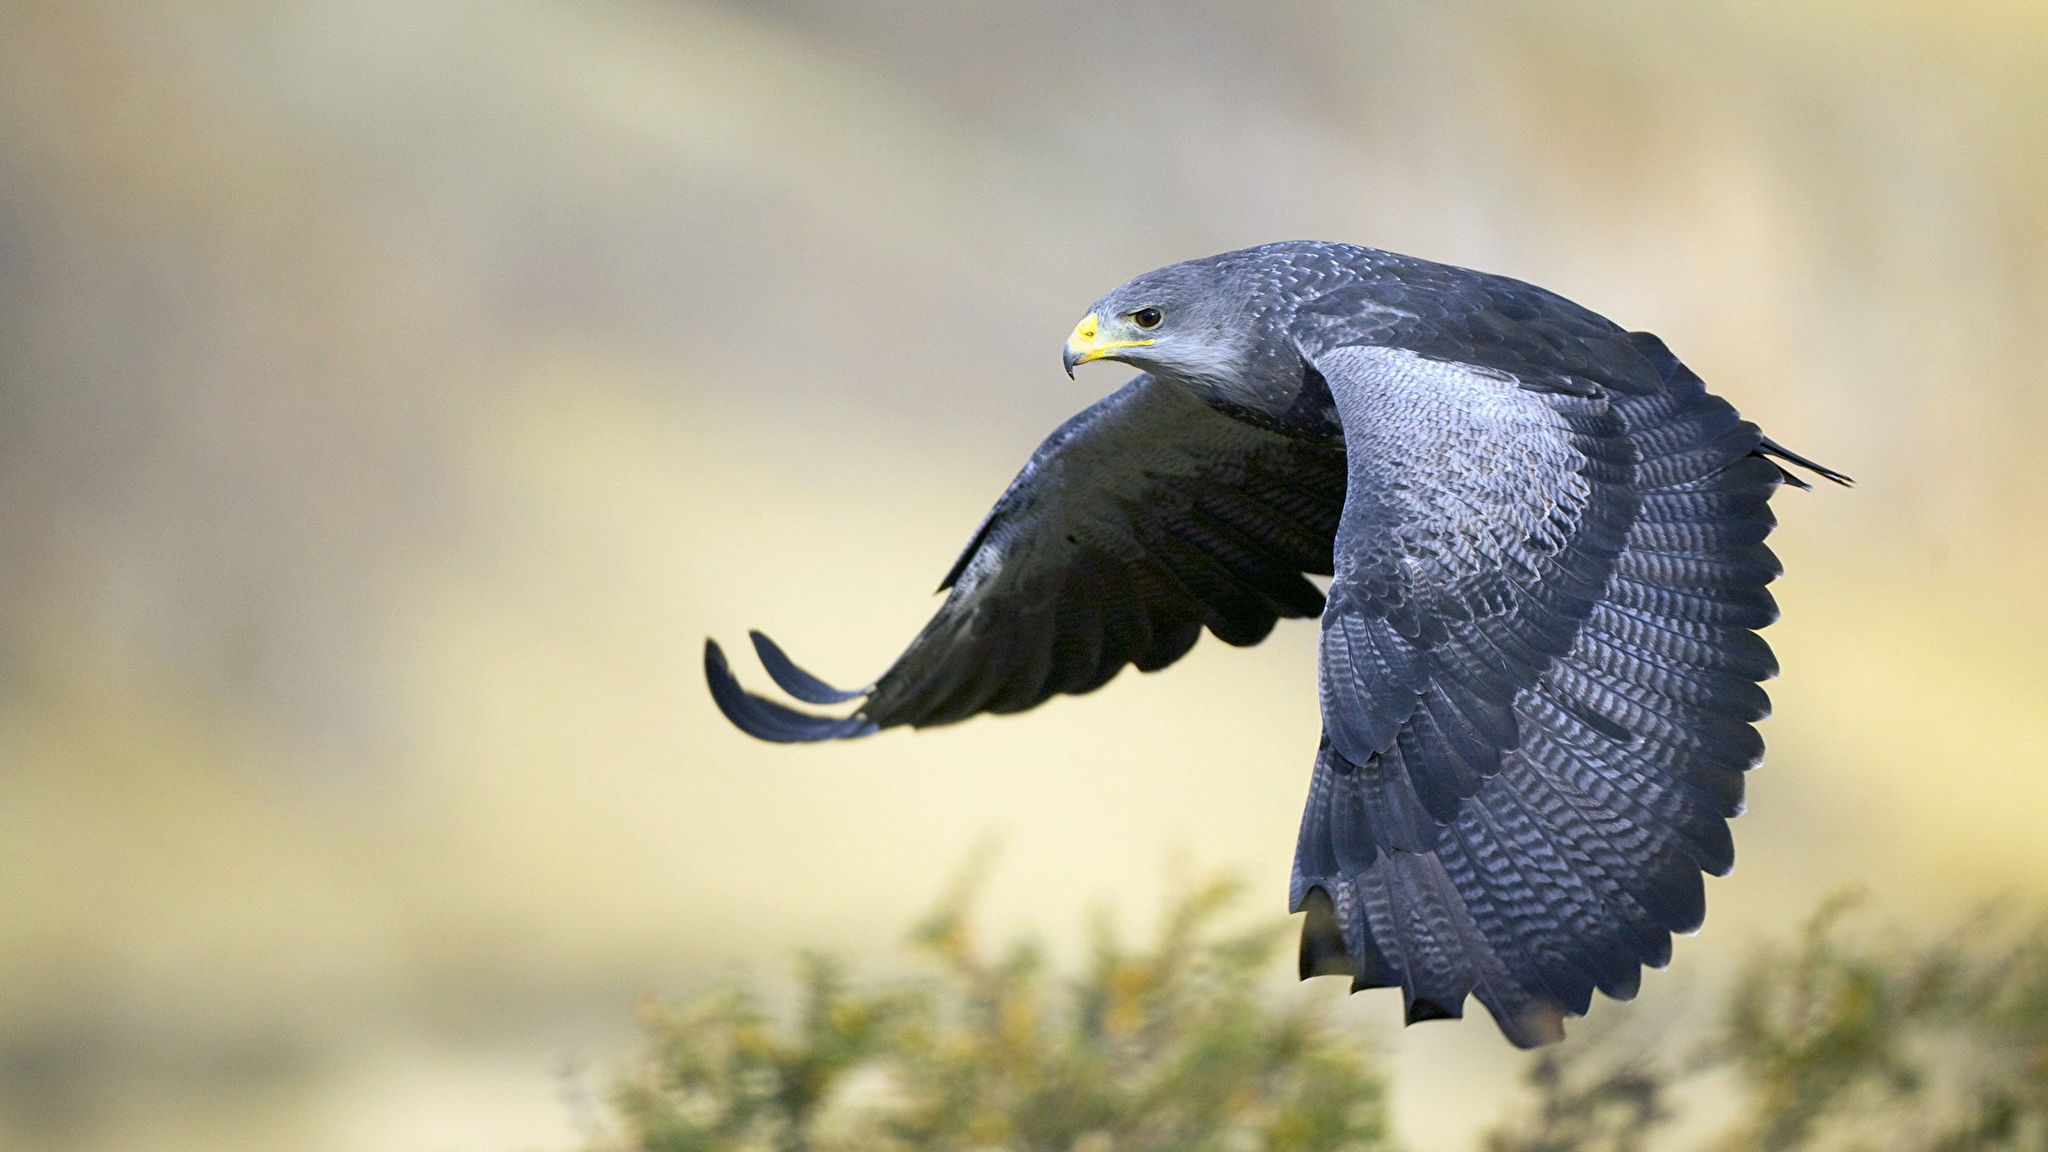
[{"xmin": 2, "ymin": 1, "xmax": 2045, "ymax": 1149}]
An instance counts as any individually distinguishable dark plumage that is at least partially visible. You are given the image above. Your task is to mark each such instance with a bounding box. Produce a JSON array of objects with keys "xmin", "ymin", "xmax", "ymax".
[{"xmin": 704, "ymin": 242, "xmax": 1848, "ymax": 1046}]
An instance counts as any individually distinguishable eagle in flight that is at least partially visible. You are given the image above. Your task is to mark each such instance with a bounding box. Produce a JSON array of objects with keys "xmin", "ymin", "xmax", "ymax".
[{"xmin": 704, "ymin": 242, "xmax": 1847, "ymax": 1046}]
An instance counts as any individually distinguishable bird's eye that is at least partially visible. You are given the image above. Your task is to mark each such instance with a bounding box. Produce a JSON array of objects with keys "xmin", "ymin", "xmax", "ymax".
[{"xmin": 1131, "ymin": 307, "xmax": 1163, "ymax": 329}]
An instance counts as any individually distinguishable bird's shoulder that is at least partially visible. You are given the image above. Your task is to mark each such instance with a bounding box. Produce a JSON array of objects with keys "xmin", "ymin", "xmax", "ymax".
[{"xmin": 1289, "ymin": 253, "xmax": 1667, "ymax": 399}]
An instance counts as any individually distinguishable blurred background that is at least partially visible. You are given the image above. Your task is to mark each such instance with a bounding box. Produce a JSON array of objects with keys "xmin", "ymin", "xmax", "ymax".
[{"xmin": 2, "ymin": 0, "xmax": 2045, "ymax": 1149}]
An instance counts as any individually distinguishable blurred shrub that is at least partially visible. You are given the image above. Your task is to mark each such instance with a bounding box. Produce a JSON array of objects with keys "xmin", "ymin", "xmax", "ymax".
[
  {"xmin": 1487, "ymin": 895, "xmax": 2048, "ymax": 1152},
  {"xmin": 590, "ymin": 883, "xmax": 2048, "ymax": 1152},
  {"xmin": 593, "ymin": 864, "xmax": 1389, "ymax": 1152},
  {"xmin": 1713, "ymin": 895, "xmax": 2048, "ymax": 1150}
]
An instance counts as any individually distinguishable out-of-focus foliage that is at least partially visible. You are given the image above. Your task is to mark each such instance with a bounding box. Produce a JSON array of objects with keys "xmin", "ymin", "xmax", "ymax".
[
  {"xmin": 597, "ymin": 869, "xmax": 1390, "ymax": 1152},
  {"xmin": 1482, "ymin": 1048, "xmax": 1670, "ymax": 1152},
  {"xmin": 598, "ymin": 885, "xmax": 2048, "ymax": 1152},
  {"xmin": 1485, "ymin": 897, "xmax": 2048, "ymax": 1152},
  {"xmin": 1715, "ymin": 897, "xmax": 2048, "ymax": 1151}
]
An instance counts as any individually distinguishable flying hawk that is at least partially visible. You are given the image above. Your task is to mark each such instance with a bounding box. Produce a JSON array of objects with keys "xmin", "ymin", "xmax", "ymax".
[{"xmin": 705, "ymin": 242, "xmax": 1847, "ymax": 1046}]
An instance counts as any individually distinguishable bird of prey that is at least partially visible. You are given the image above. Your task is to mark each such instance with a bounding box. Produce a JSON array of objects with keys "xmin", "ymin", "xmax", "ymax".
[{"xmin": 704, "ymin": 242, "xmax": 1847, "ymax": 1046}]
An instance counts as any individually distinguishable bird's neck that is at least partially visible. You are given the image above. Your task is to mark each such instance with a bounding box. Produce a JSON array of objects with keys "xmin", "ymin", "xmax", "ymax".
[{"xmin": 1161, "ymin": 359, "xmax": 1343, "ymax": 441}]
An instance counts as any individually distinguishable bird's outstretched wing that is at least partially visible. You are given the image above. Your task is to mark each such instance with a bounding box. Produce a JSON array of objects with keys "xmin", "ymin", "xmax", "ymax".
[
  {"xmin": 706, "ymin": 374, "xmax": 1347, "ymax": 741},
  {"xmin": 1292, "ymin": 336, "xmax": 1821, "ymax": 1046}
]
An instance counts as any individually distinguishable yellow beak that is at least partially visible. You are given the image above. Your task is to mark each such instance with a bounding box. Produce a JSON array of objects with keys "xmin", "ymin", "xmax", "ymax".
[{"xmin": 1063, "ymin": 313, "xmax": 1154, "ymax": 377}]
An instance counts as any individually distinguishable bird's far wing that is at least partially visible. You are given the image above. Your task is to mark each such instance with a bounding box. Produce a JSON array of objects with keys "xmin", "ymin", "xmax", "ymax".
[
  {"xmin": 1293, "ymin": 340, "xmax": 1789, "ymax": 1046},
  {"xmin": 706, "ymin": 373, "xmax": 1348, "ymax": 741}
]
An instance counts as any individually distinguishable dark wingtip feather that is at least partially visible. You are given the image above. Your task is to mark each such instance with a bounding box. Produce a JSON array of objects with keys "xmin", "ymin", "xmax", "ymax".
[
  {"xmin": 1297, "ymin": 887, "xmax": 1358, "ymax": 979},
  {"xmin": 1405, "ymin": 996, "xmax": 1462, "ymax": 1025},
  {"xmin": 749, "ymin": 630, "xmax": 868, "ymax": 704},
  {"xmin": 1497, "ymin": 1000, "xmax": 1569, "ymax": 1049},
  {"xmin": 1756, "ymin": 436, "xmax": 1853, "ymax": 488},
  {"xmin": 704, "ymin": 638, "xmax": 880, "ymax": 743}
]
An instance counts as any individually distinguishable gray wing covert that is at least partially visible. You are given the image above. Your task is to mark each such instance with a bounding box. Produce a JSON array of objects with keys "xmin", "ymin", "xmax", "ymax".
[
  {"xmin": 1293, "ymin": 339, "xmax": 1788, "ymax": 1046},
  {"xmin": 706, "ymin": 374, "xmax": 1347, "ymax": 741},
  {"xmin": 1309, "ymin": 346, "xmax": 1638, "ymax": 840}
]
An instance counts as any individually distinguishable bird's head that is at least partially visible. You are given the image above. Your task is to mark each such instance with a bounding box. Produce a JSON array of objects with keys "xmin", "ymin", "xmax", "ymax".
[{"xmin": 1062, "ymin": 257, "xmax": 1269, "ymax": 389}]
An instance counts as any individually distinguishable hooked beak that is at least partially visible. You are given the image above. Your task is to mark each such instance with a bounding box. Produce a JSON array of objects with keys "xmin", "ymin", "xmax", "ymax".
[{"xmin": 1062, "ymin": 312, "xmax": 1153, "ymax": 378}]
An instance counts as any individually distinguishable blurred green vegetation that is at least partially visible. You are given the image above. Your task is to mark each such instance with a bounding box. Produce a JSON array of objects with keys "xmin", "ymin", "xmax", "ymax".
[
  {"xmin": 595, "ymin": 883, "xmax": 2048, "ymax": 1152},
  {"xmin": 597, "ymin": 864, "xmax": 1390, "ymax": 1152},
  {"xmin": 1715, "ymin": 896, "xmax": 2048, "ymax": 1150}
]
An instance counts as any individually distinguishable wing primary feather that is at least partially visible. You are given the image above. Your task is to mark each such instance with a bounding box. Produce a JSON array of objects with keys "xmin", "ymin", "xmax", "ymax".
[
  {"xmin": 1754, "ymin": 435, "xmax": 1852, "ymax": 488},
  {"xmin": 1297, "ymin": 886, "xmax": 1358, "ymax": 979},
  {"xmin": 748, "ymin": 631, "xmax": 870, "ymax": 704},
  {"xmin": 704, "ymin": 639, "xmax": 879, "ymax": 743}
]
